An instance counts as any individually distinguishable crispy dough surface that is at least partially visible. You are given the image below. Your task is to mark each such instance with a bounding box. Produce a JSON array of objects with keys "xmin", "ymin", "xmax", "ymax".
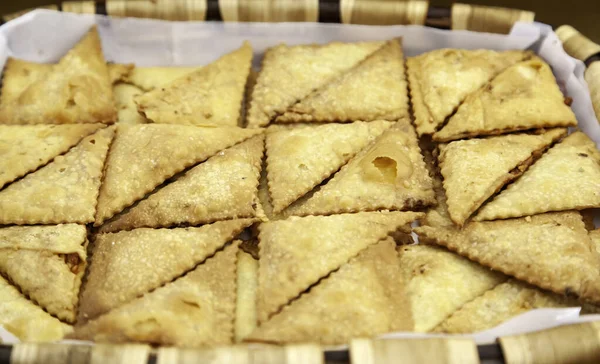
[
  {"xmin": 435, "ymin": 280, "xmax": 586, "ymax": 334},
  {"xmin": 475, "ymin": 132, "xmax": 600, "ymax": 221},
  {"xmin": 0, "ymin": 58, "xmax": 129, "ymax": 104},
  {"xmin": 439, "ymin": 129, "xmax": 567, "ymax": 226},
  {"xmin": 235, "ymin": 250, "xmax": 258, "ymax": 342},
  {"xmin": 124, "ymin": 66, "xmax": 199, "ymax": 91},
  {"xmin": 136, "ymin": 42, "xmax": 252, "ymax": 126},
  {"xmin": 0, "ymin": 224, "xmax": 87, "ymax": 323},
  {"xmin": 398, "ymin": 245, "xmax": 506, "ymax": 332},
  {"xmin": 1, "ymin": 58, "xmax": 52, "ymax": 105},
  {"xmin": 248, "ymin": 238, "xmax": 413, "ymax": 345},
  {"xmin": 257, "ymin": 211, "xmax": 423, "ymax": 322},
  {"xmin": 73, "ymin": 242, "xmax": 238, "ymax": 347},
  {"xmin": 276, "ymin": 39, "xmax": 409, "ymax": 123},
  {"xmin": 247, "ymin": 41, "xmax": 383, "ymax": 128},
  {"xmin": 0, "ymin": 123, "xmax": 105, "ymax": 189},
  {"xmin": 0, "ymin": 275, "xmax": 73, "ymax": 342},
  {"xmin": 434, "ymin": 58, "xmax": 578, "ymax": 142},
  {"xmin": 415, "ymin": 211, "xmax": 600, "ymax": 304},
  {"xmin": 407, "ymin": 49, "xmax": 528, "ymax": 136},
  {"xmin": 0, "ymin": 28, "xmax": 116, "ymax": 125},
  {"xmin": 95, "ymin": 124, "xmax": 262, "ymax": 226},
  {"xmin": 266, "ymin": 120, "xmax": 392, "ymax": 213},
  {"xmin": 113, "ymin": 84, "xmax": 148, "ymax": 124},
  {"xmin": 0, "ymin": 127, "xmax": 114, "ymax": 225},
  {"xmin": 99, "ymin": 136, "xmax": 264, "ymax": 232},
  {"xmin": 80, "ymin": 220, "xmax": 252, "ymax": 320},
  {"xmin": 284, "ymin": 120, "xmax": 435, "ymax": 216}
]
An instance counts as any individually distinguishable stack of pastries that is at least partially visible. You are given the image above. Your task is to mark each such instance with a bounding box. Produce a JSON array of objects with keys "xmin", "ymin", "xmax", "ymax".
[{"xmin": 0, "ymin": 25, "xmax": 599, "ymax": 347}]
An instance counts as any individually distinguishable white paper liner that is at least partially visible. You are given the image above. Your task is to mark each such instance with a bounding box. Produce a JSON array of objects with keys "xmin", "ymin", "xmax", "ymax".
[{"xmin": 1, "ymin": 9, "xmax": 599, "ymax": 346}]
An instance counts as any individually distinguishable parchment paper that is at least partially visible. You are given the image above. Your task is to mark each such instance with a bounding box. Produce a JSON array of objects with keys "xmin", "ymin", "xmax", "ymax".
[{"xmin": 1, "ymin": 9, "xmax": 599, "ymax": 346}]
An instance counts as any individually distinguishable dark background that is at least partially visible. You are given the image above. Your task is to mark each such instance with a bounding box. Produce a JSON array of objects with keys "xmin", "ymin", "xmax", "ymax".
[{"xmin": 2, "ymin": 0, "xmax": 599, "ymax": 42}]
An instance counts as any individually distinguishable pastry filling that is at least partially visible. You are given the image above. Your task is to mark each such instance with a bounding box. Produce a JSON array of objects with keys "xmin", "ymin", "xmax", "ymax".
[{"xmin": 63, "ymin": 253, "xmax": 81, "ymax": 274}]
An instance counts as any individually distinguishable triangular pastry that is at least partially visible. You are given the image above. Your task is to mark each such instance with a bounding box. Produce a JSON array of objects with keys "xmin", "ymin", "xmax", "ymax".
[
  {"xmin": 257, "ymin": 211, "xmax": 422, "ymax": 322},
  {"xmin": 0, "ymin": 127, "xmax": 114, "ymax": 224},
  {"xmin": 276, "ymin": 39, "xmax": 409, "ymax": 123},
  {"xmin": 94, "ymin": 124, "xmax": 262, "ymax": 226},
  {"xmin": 0, "ymin": 275, "xmax": 73, "ymax": 342},
  {"xmin": 0, "ymin": 27, "xmax": 116, "ymax": 125},
  {"xmin": 439, "ymin": 129, "xmax": 567, "ymax": 226},
  {"xmin": 434, "ymin": 58, "xmax": 578, "ymax": 142},
  {"xmin": 0, "ymin": 123, "xmax": 105, "ymax": 189},
  {"xmin": 266, "ymin": 120, "xmax": 392, "ymax": 213},
  {"xmin": 80, "ymin": 219, "xmax": 253, "ymax": 320},
  {"xmin": 136, "ymin": 42, "xmax": 252, "ymax": 126},
  {"xmin": 284, "ymin": 120, "xmax": 435, "ymax": 216},
  {"xmin": 415, "ymin": 211, "xmax": 600, "ymax": 305},
  {"xmin": 398, "ymin": 245, "xmax": 507, "ymax": 332},
  {"xmin": 475, "ymin": 132, "xmax": 600, "ymax": 221},
  {"xmin": 98, "ymin": 136, "xmax": 264, "ymax": 232},
  {"xmin": 1, "ymin": 58, "xmax": 52, "ymax": 105},
  {"xmin": 124, "ymin": 66, "xmax": 199, "ymax": 91},
  {"xmin": 73, "ymin": 242, "xmax": 239, "ymax": 347},
  {"xmin": 247, "ymin": 41, "xmax": 384, "ymax": 128},
  {"xmin": 1, "ymin": 58, "xmax": 131, "ymax": 105},
  {"xmin": 248, "ymin": 238, "xmax": 413, "ymax": 345},
  {"xmin": 435, "ymin": 280, "xmax": 597, "ymax": 334},
  {"xmin": 0, "ymin": 224, "xmax": 87, "ymax": 323},
  {"xmin": 407, "ymin": 48, "xmax": 528, "ymax": 136}
]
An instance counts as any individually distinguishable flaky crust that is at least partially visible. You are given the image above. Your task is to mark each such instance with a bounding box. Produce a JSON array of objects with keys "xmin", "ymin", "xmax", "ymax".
[
  {"xmin": 73, "ymin": 243, "xmax": 239, "ymax": 347},
  {"xmin": 266, "ymin": 121, "xmax": 392, "ymax": 212},
  {"xmin": 0, "ymin": 124, "xmax": 105, "ymax": 189},
  {"xmin": 136, "ymin": 42, "xmax": 252, "ymax": 126},
  {"xmin": 407, "ymin": 49, "xmax": 528, "ymax": 136},
  {"xmin": 1, "ymin": 58, "xmax": 131, "ymax": 105},
  {"xmin": 284, "ymin": 119, "xmax": 435, "ymax": 216},
  {"xmin": 124, "ymin": 66, "xmax": 198, "ymax": 91},
  {"xmin": 1, "ymin": 58, "xmax": 51, "ymax": 104},
  {"xmin": 99, "ymin": 136, "xmax": 264, "ymax": 232},
  {"xmin": 247, "ymin": 41, "xmax": 383, "ymax": 127},
  {"xmin": 434, "ymin": 58, "xmax": 578, "ymax": 142},
  {"xmin": 435, "ymin": 280, "xmax": 589, "ymax": 334},
  {"xmin": 256, "ymin": 211, "xmax": 423, "ymax": 322},
  {"xmin": 94, "ymin": 124, "xmax": 262, "ymax": 226},
  {"xmin": 439, "ymin": 129, "xmax": 566, "ymax": 226},
  {"xmin": 415, "ymin": 211, "xmax": 600, "ymax": 305},
  {"xmin": 276, "ymin": 39, "xmax": 409, "ymax": 123},
  {"xmin": 398, "ymin": 245, "xmax": 506, "ymax": 332},
  {"xmin": 112, "ymin": 84, "xmax": 148, "ymax": 124},
  {"xmin": 0, "ymin": 224, "xmax": 87, "ymax": 323},
  {"xmin": 247, "ymin": 238, "xmax": 413, "ymax": 345},
  {"xmin": 0, "ymin": 27, "xmax": 116, "ymax": 125},
  {"xmin": 475, "ymin": 132, "xmax": 600, "ymax": 221},
  {"xmin": 0, "ymin": 275, "xmax": 73, "ymax": 342},
  {"xmin": 80, "ymin": 220, "xmax": 253, "ymax": 321},
  {"xmin": 0, "ymin": 127, "xmax": 114, "ymax": 225}
]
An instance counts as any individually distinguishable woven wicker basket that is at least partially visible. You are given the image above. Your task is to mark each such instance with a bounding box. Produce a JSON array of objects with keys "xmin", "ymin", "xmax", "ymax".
[{"xmin": 2, "ymin": 2, "xmax": 600, "ymax": 363}]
